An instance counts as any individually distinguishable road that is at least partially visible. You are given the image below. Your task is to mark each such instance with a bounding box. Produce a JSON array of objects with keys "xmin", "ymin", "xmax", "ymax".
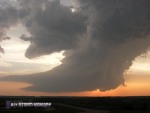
[{"xmin": 54, "ymin": 103, "xmax": 108, "ymax": 113}]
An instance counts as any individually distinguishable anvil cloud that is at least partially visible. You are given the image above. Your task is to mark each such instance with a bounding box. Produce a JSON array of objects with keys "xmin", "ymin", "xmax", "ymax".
[{"xmin": 1, "ymin": 0, "xmax": 150, "ymax": 92}]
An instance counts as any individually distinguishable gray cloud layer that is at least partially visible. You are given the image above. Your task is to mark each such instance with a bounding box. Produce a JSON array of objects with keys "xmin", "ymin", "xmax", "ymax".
[{"xmin": 1, "ymin": 0, "xmax": 150, "ymax": 92}]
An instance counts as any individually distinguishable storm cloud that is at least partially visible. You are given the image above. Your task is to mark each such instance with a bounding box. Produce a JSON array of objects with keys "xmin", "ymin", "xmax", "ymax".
[
  {"xmin": 0, "ymin": 0, "xmax": 18, "ymax": 54},
  {"xmin": 18, "ymin": 0, "xmax": 87, "ymax": 59},
  {"xmin": 2, "ymin": 0, "xmax": 150, "ymax": 92}
]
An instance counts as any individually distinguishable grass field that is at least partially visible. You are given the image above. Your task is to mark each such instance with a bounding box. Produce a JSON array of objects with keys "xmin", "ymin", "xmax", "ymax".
[{"xmin": 0, "ymin": 96, "xmax": 150, "ymax": 113}]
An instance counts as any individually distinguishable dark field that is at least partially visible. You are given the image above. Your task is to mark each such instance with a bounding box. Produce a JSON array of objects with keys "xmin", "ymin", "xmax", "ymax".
[{"xmin": 0, "ymin": 96, "xmax": 150, "ymax": 113}]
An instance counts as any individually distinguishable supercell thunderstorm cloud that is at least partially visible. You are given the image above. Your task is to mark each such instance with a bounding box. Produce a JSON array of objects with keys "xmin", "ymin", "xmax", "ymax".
[{"xmin": 1, "ymin": 0, "xmax": 150, "ymax": 92}]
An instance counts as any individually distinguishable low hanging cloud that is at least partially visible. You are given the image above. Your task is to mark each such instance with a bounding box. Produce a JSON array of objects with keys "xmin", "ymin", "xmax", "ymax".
[{"xmin": 2, "ymin": 0, "xmax": 150, "ymax": 92}]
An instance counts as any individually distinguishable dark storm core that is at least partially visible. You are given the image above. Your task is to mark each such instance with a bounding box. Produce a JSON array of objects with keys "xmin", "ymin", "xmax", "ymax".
[{"xmin": 1, "ymin": 0, "xmax": 150, "ymax": 92}]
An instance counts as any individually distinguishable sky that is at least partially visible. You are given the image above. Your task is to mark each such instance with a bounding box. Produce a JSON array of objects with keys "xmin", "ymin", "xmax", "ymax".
[{"xmin": 0, "ymin": 0, "xmax": 150, "ymax": 96}]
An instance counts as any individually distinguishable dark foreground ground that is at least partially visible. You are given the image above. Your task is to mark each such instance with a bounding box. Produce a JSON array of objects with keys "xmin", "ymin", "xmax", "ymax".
[{"xmin": 0, "ymin": 96, "xmax": 150, "ymax": 113}]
